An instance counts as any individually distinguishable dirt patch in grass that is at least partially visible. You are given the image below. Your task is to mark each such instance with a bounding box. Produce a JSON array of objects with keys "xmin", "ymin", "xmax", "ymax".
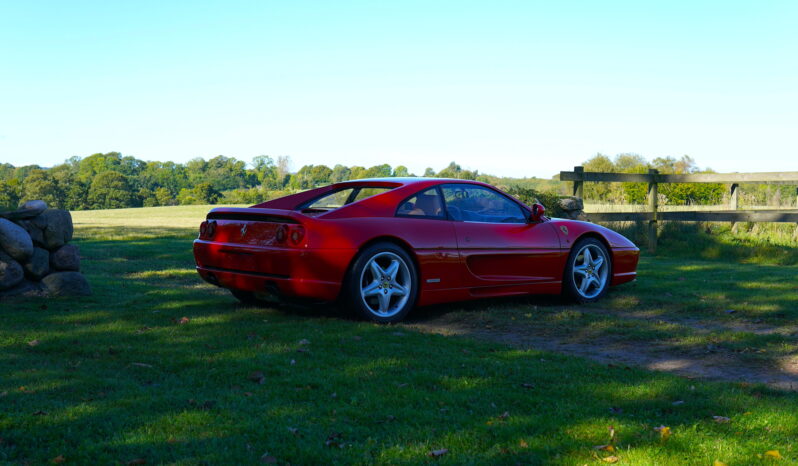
[{"xmin": 406, "ymin": 304, "xmax": 798, "ymax": 391}]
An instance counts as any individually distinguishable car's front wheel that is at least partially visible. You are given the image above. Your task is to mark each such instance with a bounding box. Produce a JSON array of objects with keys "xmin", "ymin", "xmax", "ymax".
[
  {"xmin": 345, "ymin": 242, "xmax": 418, "ymax": 323},
  {"xmin": 563, "ymin": 237, "xmax": 612, "ymax": 303}
]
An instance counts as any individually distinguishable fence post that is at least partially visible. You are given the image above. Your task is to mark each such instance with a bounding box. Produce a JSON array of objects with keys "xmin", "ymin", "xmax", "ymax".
[
  {"xmin": 572, "ymin": 166, "xmax": 584, "ymax": 199},
  {"xmin": 647, "ymin": 169, "xmax": 658, "ymax": 253},
  {"xmin": 730, "ymin": 183, "xmax": 739, "ymax": 233}
]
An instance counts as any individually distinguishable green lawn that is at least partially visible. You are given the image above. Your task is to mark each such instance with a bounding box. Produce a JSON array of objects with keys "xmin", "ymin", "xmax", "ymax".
[{"xmin": 1, "ymin": 206, "xmax": 796, "ymax": 464}]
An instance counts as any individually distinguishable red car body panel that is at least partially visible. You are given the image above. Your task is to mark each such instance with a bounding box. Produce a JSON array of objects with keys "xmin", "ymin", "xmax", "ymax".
[{"xmin": 193, "ymin": 178, "xmax": 639, "ymax": 307}]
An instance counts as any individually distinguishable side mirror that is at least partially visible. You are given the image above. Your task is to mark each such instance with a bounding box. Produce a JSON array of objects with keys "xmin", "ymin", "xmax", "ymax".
[{"xmin": 529, "ymin": 203, "xmax": 546, "ymax": 222}]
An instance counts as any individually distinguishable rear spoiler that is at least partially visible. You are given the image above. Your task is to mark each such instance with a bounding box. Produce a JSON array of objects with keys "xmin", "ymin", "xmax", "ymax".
[{"xmin": 205, "ymin": 207, "xmax": 306, "ymax": 224}]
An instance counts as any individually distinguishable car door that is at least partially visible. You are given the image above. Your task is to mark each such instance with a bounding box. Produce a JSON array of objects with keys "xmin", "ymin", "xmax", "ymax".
[
  {"xmin": 393, "ymin": 186, "xmax": 462, "ymax": 291},
  {"xmin": 440, "ymin": 183, "xmax": 562, "ymax": 289}
]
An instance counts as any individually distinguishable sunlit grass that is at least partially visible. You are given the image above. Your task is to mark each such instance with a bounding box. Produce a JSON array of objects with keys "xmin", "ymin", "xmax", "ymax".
[{"xmin": 0, "ymin": 206, "xmax": 796, "ymax": 463}]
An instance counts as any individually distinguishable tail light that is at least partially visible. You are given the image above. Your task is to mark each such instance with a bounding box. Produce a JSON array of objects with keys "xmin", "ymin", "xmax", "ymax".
[
  {"xmin": 275, "ymin": 224, "xmax": 288, "ymax": 243},
  {"xmin": 289, "ymin": 225, "xmax": 305, "ymax": 245},
  {"xmin": 199, "ymin": 220, "xmax": 217, "ymax": 239},
  {"xmin": 274, "ymin": 224, "xmax": 305, "ymax": 246}
]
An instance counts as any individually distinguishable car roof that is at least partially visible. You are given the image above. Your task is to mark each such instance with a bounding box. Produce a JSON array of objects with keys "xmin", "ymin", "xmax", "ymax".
[{"xmin": 335, "ymin": 177, "xmax": 479, "ymax": 186}]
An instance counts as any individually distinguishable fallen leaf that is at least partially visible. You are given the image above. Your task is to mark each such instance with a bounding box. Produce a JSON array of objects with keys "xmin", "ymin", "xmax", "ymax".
[
  {"xmin": 654, "ymin": 425, "xmax": 671, "ymax": 440},
  {"xmin": 27, "ymin": 339, "xmax": 40, "ymax": 347},
  {"xmin": 519, "ymin": 440, "xmax": 528, "ymax": 448},
  {"xmin": 602, "ymin": 456, "xmax": 619, "ymax": 463},
  {"xmin": 594, "ymin": 445, "xmax": 615, "ymax": 452},
  {"xmin": 429, "ymin": 448, "xmax": 448, "ymax": 457},
  {"xmin": 325, "ymin": 432, "xmax": 343, "ymax": 448},
  {"xmin": 52, "ymin": 455, "xmax": 66, "ymax": 464},
  {"xmin": 178, "ymin": 317, "xmax": 190, "ymax": 325},
  {"xmin": 131, "ymin": 362, "xmax": 153, "ymax": 368},
  {"xmin": 298, "ymin": 339, "xmax": 310, "ymax": 345},
  {"xmin": 248, "ymin": 371, "xmax": 266, "ymax": 384},
  {"xmin": 608, "ymin": 426, "xmax": 616, "ymax": 444},
  {"xmin": 498, "ymin": 411, "xmax": 510, "ymax": 420},
  {"xmin": 260, "ymin": 453, "xmax": 277, "ymax": 463},
  {"xmin": 764, "ymin": 450, "xmax": 782, "ymax": 459},
  {"xmin": 714, "ymin": 461, "xmax": 728, "ymax": 466},
  {"xmin": 712, "ymin": 416, "xmax": 731, "ymax": 424}
]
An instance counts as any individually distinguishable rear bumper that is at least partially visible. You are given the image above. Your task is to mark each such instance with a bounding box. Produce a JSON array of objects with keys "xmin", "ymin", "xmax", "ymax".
[{"xmin": 193, "ymin": 240, "xmax": 357, "ymax": 301}]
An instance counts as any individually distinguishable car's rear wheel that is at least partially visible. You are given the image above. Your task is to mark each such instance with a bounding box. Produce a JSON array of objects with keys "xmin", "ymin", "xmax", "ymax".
[
  {"xmin": 563, "ymin": 237, "xmax": 612, "ymax": 303},
  {"xmin": 345, "ymin": 242, "xmax": 418, "ymax": 323}
]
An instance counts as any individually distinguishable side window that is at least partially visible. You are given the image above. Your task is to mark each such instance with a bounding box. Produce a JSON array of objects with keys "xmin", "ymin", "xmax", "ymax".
[
  {"xmin": 351, "ymin": 187, "xmax": 392, "ymax": 203},
  {"xmin": 441, "ymin": 185, "xmax": 526, "ymax": 223},
  {"xmin": 306, "ymin": 188, "xmax": 355, "ymax": 209},
  {"xmin": 396, "ymin": 188, "xmax": 445, "ymax": 219}
]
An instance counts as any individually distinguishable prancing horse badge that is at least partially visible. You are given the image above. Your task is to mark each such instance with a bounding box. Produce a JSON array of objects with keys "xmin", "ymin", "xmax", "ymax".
[{"xmin": 560, "ymin": 225, "xmax": 569, "ymax": 235}]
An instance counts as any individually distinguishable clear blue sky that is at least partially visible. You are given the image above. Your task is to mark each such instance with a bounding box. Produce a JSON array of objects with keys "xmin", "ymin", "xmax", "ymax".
[{"xmin": 1, "ymin": 0, "xmax": 796, "ymax": 177}]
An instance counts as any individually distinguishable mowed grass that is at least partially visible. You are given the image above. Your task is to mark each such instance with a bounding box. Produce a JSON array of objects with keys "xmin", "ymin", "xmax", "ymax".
[{"xmin": 0, "ymin": 206, "xmax": 796, "ymax": 464}]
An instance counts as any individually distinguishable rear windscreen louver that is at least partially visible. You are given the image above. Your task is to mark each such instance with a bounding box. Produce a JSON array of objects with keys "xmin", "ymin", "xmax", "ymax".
[{"xmin": 206, "ymin": 212, "xmax": 299, "ymax": 223}]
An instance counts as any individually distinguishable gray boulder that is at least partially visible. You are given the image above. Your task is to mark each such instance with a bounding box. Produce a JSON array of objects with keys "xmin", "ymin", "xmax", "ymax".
[
  {"xmin": 16, "ymin": 220, "xmax": 45, "ymax": 246},
  {"xmin": 23, "ymin": 247, "xmax": 50, "ymax": 279},
  {"xmin": 0, "ymin": 251, "xmax": 25, "ymax": 290},
  {"xmin": 558, "ymin": 197, "xmax": 584, "ymax": 211},
  {"xmin": 0, "ymin": 218, "xmax": 33, "ymax": 261},
  {"xmin": 0, "ymin": 200, "xmax": 47, "ymax": 220},
  {"xmin": 39, "ymin": 209, "xmax": 74, "ymax": 250},
  {"xmin": 50, "ymin": 244, "xmax": 80, "ymax": 271},
  {"xmin": 41, "ymin": 272, "xmax": 92, "ymax": 296},
  {"xmin": 20, "ymin": 200, "xmax": 47, "ymax": 213},
  {"xmin": 0, "ymin": 279, "xmax": 44, "ymax": 298}
]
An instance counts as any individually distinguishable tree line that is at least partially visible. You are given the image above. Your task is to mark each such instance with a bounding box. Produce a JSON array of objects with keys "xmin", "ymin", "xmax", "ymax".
[
  {"xmin": 2, "ymin": 151, "xmax": 786, "ymax": 212},
  {"xmin": 0, "ymin": 153, "xmax": 505, "ymax": 211},
  {"xmin": 576, "ymin": 153, "xmax": 796, "ymax": 207}
]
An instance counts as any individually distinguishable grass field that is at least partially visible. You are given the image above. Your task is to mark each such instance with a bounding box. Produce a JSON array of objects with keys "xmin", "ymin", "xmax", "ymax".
[{"xmin": 1, "ymin": 206, "xmax": 797, "ymax": 464}]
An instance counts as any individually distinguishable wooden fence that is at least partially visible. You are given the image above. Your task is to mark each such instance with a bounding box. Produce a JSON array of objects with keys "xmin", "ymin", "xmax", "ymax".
[{"xmin": 559, "ymin": 166, "xmax": 798, "ymax": 252}]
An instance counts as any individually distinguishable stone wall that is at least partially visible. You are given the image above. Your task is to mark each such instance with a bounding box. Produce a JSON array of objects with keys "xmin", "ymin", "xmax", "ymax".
[{"xmin": 0, "ymin": 201, "xmax": 91, "ymax": 298}]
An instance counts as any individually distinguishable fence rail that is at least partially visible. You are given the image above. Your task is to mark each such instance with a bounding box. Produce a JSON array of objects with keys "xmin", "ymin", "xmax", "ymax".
[{"xmin": 560, "ymin": 166, "xmax": 798, "ymax": 252}]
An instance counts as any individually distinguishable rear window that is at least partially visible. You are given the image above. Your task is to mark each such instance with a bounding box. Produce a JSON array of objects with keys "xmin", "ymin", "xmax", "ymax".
[{"xmin": 301, "ymin": 187, "xmax": 393, "ymax": 211}]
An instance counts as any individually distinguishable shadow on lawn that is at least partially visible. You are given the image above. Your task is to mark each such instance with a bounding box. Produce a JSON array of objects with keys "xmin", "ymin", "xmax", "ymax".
[{"xmin": 2, "ymin": 225, "xmax": 798, "ymax": 462}]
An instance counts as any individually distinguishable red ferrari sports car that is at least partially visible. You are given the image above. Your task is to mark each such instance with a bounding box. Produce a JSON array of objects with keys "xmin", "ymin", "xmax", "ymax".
[{"xmin": 193, "ymin": 178, "xmax": 639, "ymax": 323}]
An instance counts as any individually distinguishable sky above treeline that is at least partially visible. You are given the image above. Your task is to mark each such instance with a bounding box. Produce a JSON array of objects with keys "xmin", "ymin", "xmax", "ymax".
[{"xmin": 0, "ymin": 1, "xmax": 796, "ymax": 178}]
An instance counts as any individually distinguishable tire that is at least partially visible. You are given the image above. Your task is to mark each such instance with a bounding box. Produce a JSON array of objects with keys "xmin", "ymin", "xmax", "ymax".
[
  {"xmin": 344, "ymin": 242, "xmax": 418, "ymax": 323},
  {"xmin": 563, "ymin": 237, "xmax": 612, "ymax": 303}
]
